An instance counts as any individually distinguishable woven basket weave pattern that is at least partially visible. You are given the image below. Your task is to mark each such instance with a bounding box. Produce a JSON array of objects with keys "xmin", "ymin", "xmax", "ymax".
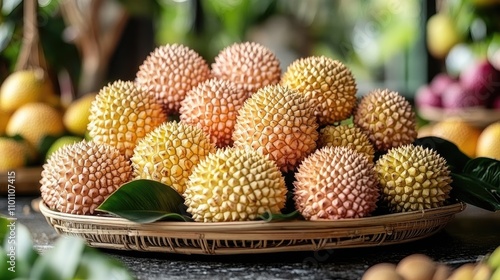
[{"xmin": 40, "ymin": 202, "xmax": 465, "ymax": 255}]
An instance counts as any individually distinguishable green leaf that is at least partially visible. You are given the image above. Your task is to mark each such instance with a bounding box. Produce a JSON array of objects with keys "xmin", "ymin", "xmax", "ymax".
[
  {"xmin": 97, "ymin": 179, "xmax": 189, "ymax": 223},
  {"xmin": 0, "ymin": 216, "xmax": 9, "ymax": 245},
  {"xmin": 258, "ymin": 210, "xmax": 302, "ymax": 222},
  {"xmin": 413, "ymin": 136, "xmax": 471, "ymax": 173},
  {"xmin": 450, "ymin": 172, "xmax": 500, "ymax": 212},
  {"xmin": 73, "ymin": 245, "xmax": 134, "ymax": 280},
  {"xmin": 462, "ymin": 157, "xmax": 500, "ymax": 188},
  {"xmin": 29, "ymin": 236, "xmax": 85, "ymax": 280}
]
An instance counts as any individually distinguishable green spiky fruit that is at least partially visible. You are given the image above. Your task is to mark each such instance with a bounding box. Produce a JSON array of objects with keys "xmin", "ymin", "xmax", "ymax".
[
  {"xmin": 131, "ymin": 121, "xmax": 216, "ymax": 194},
  {"xmin": 281, "ymin": 56, "xmax": 357, "ymax": 125},
  {"xmin": 294, "ymin": 146, "xmax": 379, "ymax": 220},
  {"xmin": 354, "ymin": 89, "xmax": 417, "ymax": 151},
  {"xmin": 232, "ymin": 84, "xmax": 318, "ymax": 172},
  {"xmin": 40, "ymin": 141, "xmax": 132, "ymax": 215},
  {"xmin": 87, "ymin": 80, "xmax": 166, "ymax": 159},
  {"xmin": 183, "ymin": 147, "xmax": 287, "ymax": 222},
  {"xmin": 375, "ymin": 144, "xmax": 452, "ymax": 213}
]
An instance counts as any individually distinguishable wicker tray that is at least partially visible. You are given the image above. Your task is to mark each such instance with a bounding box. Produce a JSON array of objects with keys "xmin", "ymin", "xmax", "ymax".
[
  {"xmin": 40, "ymin": 201, "xmax": 466, "ymax": 255},
  {"xmin": 1, "ymin": 167, "xmax": 43, "ymax": 195}
]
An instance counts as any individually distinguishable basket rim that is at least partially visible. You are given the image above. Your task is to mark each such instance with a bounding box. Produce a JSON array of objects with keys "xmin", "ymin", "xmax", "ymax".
[{"xmin": 39, "ymin": 200, "xmax": 466, "ymax": 232}]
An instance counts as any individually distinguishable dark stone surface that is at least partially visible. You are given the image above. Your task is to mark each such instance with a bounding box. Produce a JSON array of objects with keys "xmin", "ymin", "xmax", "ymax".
[{"xmin": 2, "ymin": 195, "xmax": 500, "ymax": 280}]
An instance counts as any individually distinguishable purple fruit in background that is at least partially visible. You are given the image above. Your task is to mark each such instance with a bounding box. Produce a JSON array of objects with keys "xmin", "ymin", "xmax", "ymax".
[
  {"xmin": 441, "ymin": 82, "xmax": 485, "ymax": 109},
  {"xmin": 493, "ymin": 95, "xmax": 500, "ymax": 109},
  {"xmin": 460, "ymin": 60, "xmax": 500, "ymax": 103},
  {"xmin": 430, "ymin": 73, "xmax": 455, "ymax": 96},
  {"xmin": 415, "ymin": 85, "xmax": 442, "ymax": 108}
]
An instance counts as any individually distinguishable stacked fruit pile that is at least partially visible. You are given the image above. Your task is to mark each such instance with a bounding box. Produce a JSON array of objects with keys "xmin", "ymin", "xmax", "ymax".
[
  {"xmin": 0, "ymin": 69, "xmax": 97, "ymax": 171},
  {"xmin": 362, "ymin": 245, "xmax": 500, "ymax": 280},
  {"xmin": 34, "ymin": 41, "xmax": 464, "ymax": 223}
]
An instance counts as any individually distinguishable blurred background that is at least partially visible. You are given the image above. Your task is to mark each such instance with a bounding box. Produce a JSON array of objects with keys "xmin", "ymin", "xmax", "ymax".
[{"xmin": 2, "ymin": 0, "xmax": 498, "ymax": 99}]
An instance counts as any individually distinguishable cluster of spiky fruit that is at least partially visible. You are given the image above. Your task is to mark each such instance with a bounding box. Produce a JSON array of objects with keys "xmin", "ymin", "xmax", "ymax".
[{"xmin": 40, "ymin": 41, "xmax": 454, "ymax": 223}]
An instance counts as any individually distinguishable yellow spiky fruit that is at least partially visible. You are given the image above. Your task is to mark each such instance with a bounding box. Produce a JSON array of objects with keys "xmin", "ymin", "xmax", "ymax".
[
  {"xmin": 131, "ymin": 121, "xmax": 216, "ymax": 194},
  {"xmin": 294, "ymin": 146, "xmax": 379, "ymax": 220},
  {"xmin": 211, "ymin": 42, "xmax": 281, "ymax": 96},
  {"xmin": 375, "ymin": 144, "xmax": 452, "ymax": 213},
  {"xmin": 40, "ymin": 141, "xmax": 132, "ymax": 215},
  {"xmin": 232, "ymin": 84, "xmax": 318, "ymax": 172},
  {"xmin": 281, "ymin": 56, "xmax": 357, "ymax": 125},
  {"xmin": 354, "ymin": 89, "xmax": 417, "ymax": 151},
  {"xmin": 179, "ymin": 79, "xmax": 248, "ymax": 148},
  {"xmin": 136, "ymin": 44, "xmax": 211, "ymax": 114},
  {"xmin": 317, "ymin": 124, "xmax": 376, "ymax": 162},
  {"xmin": 87, "ymin": 80, "xmax": 166, "ymax": 159},
  {"xmin": 184, "ymin": 147, "xmax": 287, "ymax": 222}
]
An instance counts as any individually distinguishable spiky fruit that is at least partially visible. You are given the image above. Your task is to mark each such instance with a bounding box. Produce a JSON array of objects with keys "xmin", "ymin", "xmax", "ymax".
[
  {"xmin": 183, "ymin": 147, "xmax": 287, "ymax": 222},
  {"xmin": 281, "ymin": 56, "xmax": 357, "ymax": 125},
  {"xmin": 136, "ymin": 44, "xmax": 211, "ymax": 114},
  {"xmin": 375, "ymin": 144, "xmax": 452, "ymax": 213},
  {"xmin": 87, "ymin": 80, "xmax": 166, "ymax": 159},
  {"xmin": 211, "ymin": 42, "xmax": 281, "ymax": 95},
  {"xmin": 317, "ymin": 124, "xmax": 375, "ymax": 162},
  {"xmin": 232, "ymin": 84, "xmax": 318, "ymax": 172},
  {"xmin": 40, "ymin": 141, "xmax": 132, "ymax": 215},
  {"xmin": 179, "ymin": 79, "xmax": 247, "ymax": 147},
  {"xmin": 293, "ymin": 146, "xmax": 379, "ymax": 220},
  {"xmin": 354, "ymin": 89, "xmax": 417, "ymax": 151},
  {"xmin": 131, "ymin": 121, "xmax": 216, "ymax": 194}
]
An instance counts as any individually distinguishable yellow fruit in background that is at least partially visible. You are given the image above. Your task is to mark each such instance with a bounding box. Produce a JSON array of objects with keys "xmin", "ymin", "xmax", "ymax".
[
  {"xmin": 0, "ymin": 138, "xmax": 32, "ymax": 170},
  {"xmin": 476, "ymin": 122, "xmax": 500, "ymax": 160},
  {"xmin": 63, "ymin": 93, "xmax": 96, "ymax": 136},
  {"xmin": 6, "ymin": 102, "xmax": 65, "ymax": 151},
  {"xmin": 0, "ymin": 110, "xmax": 10, "ymax": 135},
  {"xmin": 431, "ymin": 118, "xmax": 482, "ymax": 158},
  {"xmin": 45, "ymin": 135, "xmax": 84, "ymax": 160},
  {"xmin": 426, "ymin": 13, "xmax": 461, "ymax": 59},
  {"xmin": 0, "ymin": 69, "xmax": 54, "ymax": 112}
]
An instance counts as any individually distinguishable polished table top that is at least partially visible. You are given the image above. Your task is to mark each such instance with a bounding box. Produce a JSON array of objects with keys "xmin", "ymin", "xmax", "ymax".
[{"xmin": 3, "ymin": 195, "xmax": 500, "ymax": 280}]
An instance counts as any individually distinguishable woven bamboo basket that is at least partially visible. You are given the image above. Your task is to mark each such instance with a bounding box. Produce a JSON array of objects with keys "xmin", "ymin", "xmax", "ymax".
[{"xmin": 39, "ymin": 201, "xmax": 465, "ymax": 255}]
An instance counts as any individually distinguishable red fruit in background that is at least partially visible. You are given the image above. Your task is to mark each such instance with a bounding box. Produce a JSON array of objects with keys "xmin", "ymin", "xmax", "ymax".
[
  {"xmin": 460, "ymin": 60, "xmax": 500, "ymax": 103},
  {"xmin": 441, "ymin": 82, "xmax": 485, "ymax": 109},
  {"xmin": 415, "ymin": 85, "xmax": 442, "ymax": 108},
  {"xmin": 493, "ymin": 95, "xmax": 500, "ymax": 109},
  {"xmin": 430, "ymin": 73, "xmax": 455, "ymax": 96}
]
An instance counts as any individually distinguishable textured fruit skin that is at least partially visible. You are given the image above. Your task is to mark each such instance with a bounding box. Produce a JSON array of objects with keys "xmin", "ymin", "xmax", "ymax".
[
  {"xmin": 183, "ymin": 147, "xmax": 287, "ymax": 222},
  {"xmin": 6, "ymin": 102, "xmax": 65, "ymax": 150},
  {"xmin": 211, "ymin": 41, "xmax": 281, "ymax": 95},
  {"xmin": 317, "ymin": 124, "xmax": 375, "ymax": 162},
  {"xmin": 294, "ymin": 146, "xmax": 379, "ymax": 220},
  {"xmin": 476, "ymin": 121, "xmax": 500, "ymax": 160},
  {"xmin": 87, "ymin": 80, "xmax": 166, "ymax": 159},
  {"xmin": 281, "ymin": 56, "xmax": 357, "ymax": 125},
  {"xmin": 40, "ymin": 141, "xmax": 132, "ymax": 215},
  {"xmin": 179, "ymin": 79, "xmax": 248, "ymax": 148},
  {"xmin": 354, "ymin": 89, "xmax": 417, "ymax": 151},
  {"xmin": 136, "ymin": 44, "xmax": 211, "ymax": 114},
  {"xmin": 232, "ymin": 84, "xmax": 318, "ymax": 172},
  {"xmin": 375, "ymin": 144, "xmax": 452, "ymax": 213},
  {"xmin": 131, "ymin": 121, "xmax": 216, "ymax": 194},
  {"xmin": 431, "ymin": 118, "xmax": 481, "ymax": 158}
]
